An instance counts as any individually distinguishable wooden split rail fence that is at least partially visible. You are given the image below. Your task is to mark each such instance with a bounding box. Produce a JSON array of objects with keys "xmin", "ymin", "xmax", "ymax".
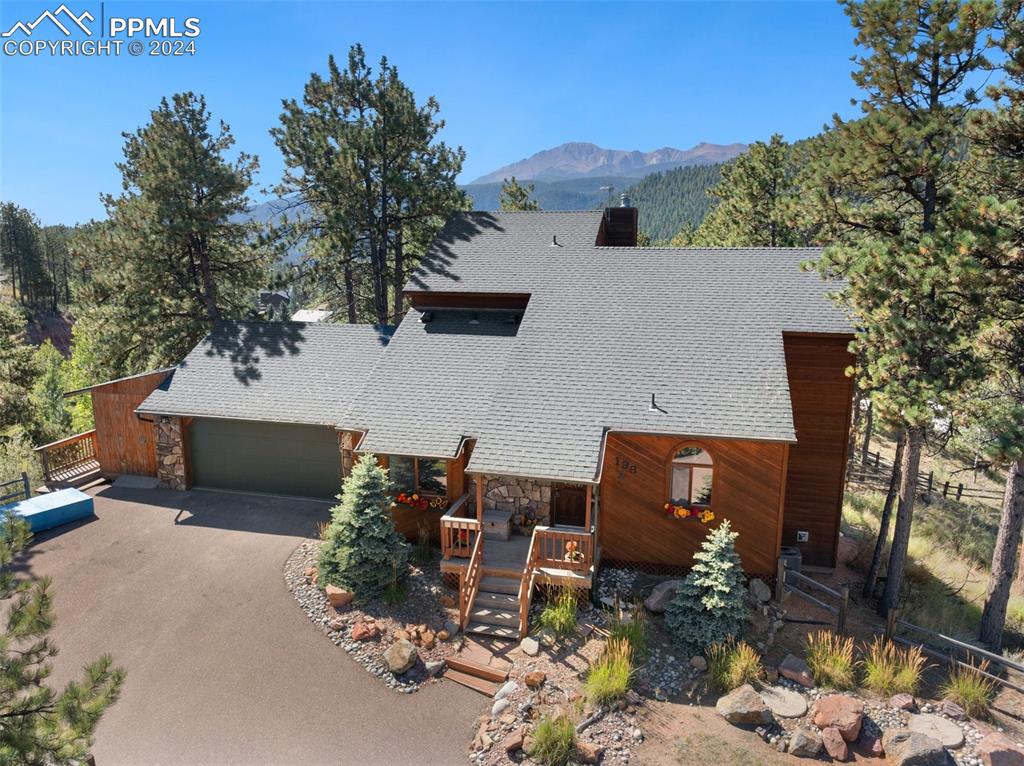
[
  {"xmin": 0, "ymin": 473, "xmax": 30, "ymax": 506},
  {"xmin": 885, "ymin": 608, "xmax": 1024, "ymax": 695},
  {"xmin": 775, "ymin": 560, "xmax": 849, "ymax": 633},
  {"xmin": 847, "ymin": 450, "xmax": 1004, "ymax": 504}
]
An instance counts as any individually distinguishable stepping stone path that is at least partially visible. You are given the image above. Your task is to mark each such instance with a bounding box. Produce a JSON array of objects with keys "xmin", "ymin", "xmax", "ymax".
[
  {"xmin": 907, "ymin": 713, "xmax": 965, "ymax": 749},
  {"xmin": 759, "ymin": 685, "xmax": 808, "ymax": 718}
]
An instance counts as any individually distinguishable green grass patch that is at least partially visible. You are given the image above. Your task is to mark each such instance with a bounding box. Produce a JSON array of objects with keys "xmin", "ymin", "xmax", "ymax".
[
  {"xmin": 584, "ymin": 638, "xmax": 634, "ymax": 706},
  {"xmin": 529, "ymin": 713, "xmax": 576, "ymax": 766},
  {"xmin": 538, "ymin": 585, "xmax": 578, "ymax": 638},
  {"xmin": 706, "ymin": 639, "xmax": 764, "ymax": 693}
]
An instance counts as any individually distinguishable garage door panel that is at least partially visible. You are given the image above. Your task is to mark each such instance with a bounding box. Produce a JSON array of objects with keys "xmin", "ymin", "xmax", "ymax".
[{"xmin": 189, "ymin": 419, "xmax": 341, "ymax": 499}]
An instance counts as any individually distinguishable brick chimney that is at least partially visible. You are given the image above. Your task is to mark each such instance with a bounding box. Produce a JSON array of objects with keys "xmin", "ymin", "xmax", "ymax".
[{"xmin": 598, "ymin": 193, "xmax": 638, "ymax": 246}]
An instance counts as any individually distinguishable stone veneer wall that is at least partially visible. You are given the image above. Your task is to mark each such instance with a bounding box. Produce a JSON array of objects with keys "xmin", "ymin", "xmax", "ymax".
[
  {"xmin": 155, "ymin": 416, "xmax": 187, "ymax": 490},
  {"xmin": 471, "ymin": 475, "xmax": 553, "ymax": 534}
]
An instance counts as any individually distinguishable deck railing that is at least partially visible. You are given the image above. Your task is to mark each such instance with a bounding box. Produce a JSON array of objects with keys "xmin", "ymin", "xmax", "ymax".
[
  {"xmin": 0, "ymin": 473, "xmax": 30, "ymax": 505},
  {"xmin": 458, "ymin": 530, "xmax": 485, "ymax": 629},
  {"xmin": 440, "ymin": 493, "xmax": 479, "ymax": 560},
  {"xmin": 517, "ymin": 532, "xmax": 541, "ymax": 638},
  {"xmin": 34, "ymin": 430, "xmax": 98, "ymax": 484},
  {"xmin": 532, "ymin": 526, "xmax": 595, "ymax": 574}
]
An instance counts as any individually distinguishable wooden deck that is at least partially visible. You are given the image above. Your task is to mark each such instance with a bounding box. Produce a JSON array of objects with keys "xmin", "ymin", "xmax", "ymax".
[{"xmin": 441, "ymin": 534, "xmax": 592, "ymax": 587}]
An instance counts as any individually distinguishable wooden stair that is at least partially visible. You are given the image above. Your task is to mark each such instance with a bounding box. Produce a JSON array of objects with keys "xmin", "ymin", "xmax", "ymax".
[
  {"xmin": 444, "ymin": 645, "xmax": 510, "ymax": 695},
  {"xmin": 466, "ymin": 575, "xmax": 521, "ymax": 640}
]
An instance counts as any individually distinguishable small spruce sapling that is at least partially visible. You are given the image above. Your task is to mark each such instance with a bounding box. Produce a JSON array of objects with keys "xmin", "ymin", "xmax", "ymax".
[
  {"xmin": 664, "ymin": 519, "xmax": 748, "ymax": 654},
  {"xmin": 318, "ymin": 453, "xmax": 409, "ymax": 601}
]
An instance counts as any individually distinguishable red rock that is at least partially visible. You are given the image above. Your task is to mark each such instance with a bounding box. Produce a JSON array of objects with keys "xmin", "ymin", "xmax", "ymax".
[
  {"xmin": 524, "ymin": 671, "xmax": 546, "ymax": 689},
  {"xmin": 324, "ymin": 584, "xmax": 353, "ymax": 608},
  {"xmin": 502, "ymin": 727, "xmax": 525, "ymax": 755},
  {"xmin": 822, "ymin": 727, "xmax": 850, "ymax": 761},
  {"xmin": 351, "ymin": 621, "xmax": 379, "ymax": 641},
  {"xmin": 421, "ymin": 629, "xmax": 436, "ymax": 649},
  {"xmin": 394, "ymin": 629, "xmax": 411, "ymax": 642},
  {"xmin": 779, "ymin": 653, "xmax": 815, "ymax": 688},
  {"xmin": 941, "ymin": 698, "xmax": 967, "ymax": 720},
  {"xmin": 574, "ymin": 741, "xmax": 604, "ymax": 764},
  {"xmin": 811, "ymin": 695, "xmax": 864, "ymax": 742},
  {"xmin": 303, "ymin": 566, "xmax": 317, "ymax": 578},
  {"xmin": 854, "ymin": 730, "xmax": 885, "ymax": 758},
  {"xmin": 437, "ymin": 629, "xmax": 450, "ymax": 641},
  {"xmin": 439, "ymin": 594, "xmax": 456, "ymax": 608},
  {"xmin": 978, "ymin": 732, "xmax": 1024, "ymax": 766},
  {"xmin": 889, "ymin": 693, "xmax": 918, "ymax": 711}
]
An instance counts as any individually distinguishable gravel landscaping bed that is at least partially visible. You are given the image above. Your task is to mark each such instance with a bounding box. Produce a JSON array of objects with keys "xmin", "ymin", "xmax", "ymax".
[{"xmin": 284, "ymin": 538, "xmax": 463, "ymax": 693}]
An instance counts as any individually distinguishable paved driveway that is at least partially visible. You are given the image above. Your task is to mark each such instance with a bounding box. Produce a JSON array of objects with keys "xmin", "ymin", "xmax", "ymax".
[{"xmin": 18, "ymin": 486, "xmax": 481, "ymax": 765}]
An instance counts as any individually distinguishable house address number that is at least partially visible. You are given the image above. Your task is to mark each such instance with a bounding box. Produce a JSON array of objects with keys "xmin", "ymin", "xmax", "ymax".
[{"xmin": 615, "ymin": 457, "xmax": 638, "ymax": 480}]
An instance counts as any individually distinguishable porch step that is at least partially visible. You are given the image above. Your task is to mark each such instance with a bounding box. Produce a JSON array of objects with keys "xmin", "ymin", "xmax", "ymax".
[
  {"xmin": 469, "ymin": 602, "xmax": 518, "ymax": 628},
  {"xmin": 443, "ymin": 668, "xmax": 500, "ymax": 696},
  {"xmin": 482, "ymin": 511, "xmax": 511, "ymax": 542},
  {"xmin": 445, "ymin": 655, "xmax": 509, "ymax": 683},
  {"xmin": 466, "ymin": 622, "xmax": 519, "ymax": 640},
  {"xmin": 479, "ymin": 575, "xmax": 519, "ymax": 595},
  {"xmin": 474, "ymin": 591, "xmax": 518, "ymax": 609}
]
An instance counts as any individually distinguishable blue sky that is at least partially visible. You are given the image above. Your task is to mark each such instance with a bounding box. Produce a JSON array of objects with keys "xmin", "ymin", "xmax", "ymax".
[{"xmin": 0, "ymin": 1, "xmax": 861, "ymax": 225}]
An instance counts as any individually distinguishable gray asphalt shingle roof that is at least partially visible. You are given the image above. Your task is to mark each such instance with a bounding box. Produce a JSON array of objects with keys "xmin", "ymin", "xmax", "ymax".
[
  {"xmin": 137, "ymin": 321, "xmax": 393, "ymax": 426},
  {"xmin": 352, "ymin": 210, "xmax": 853, "ymax": 482}
]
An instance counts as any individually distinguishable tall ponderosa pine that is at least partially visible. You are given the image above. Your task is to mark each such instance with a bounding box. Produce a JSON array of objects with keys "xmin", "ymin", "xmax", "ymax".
[
  {"xmin": 968, "ymin": 1, "xmax": 1024, "ymax": 649},
  {"xmin": 74, "ymin": 93, "xmax": 270, "ymax": 378},
  {"xmin": 811, "ymin": 0, "xmax": 997, "ymax": 615},
  {"xmin": 693, "ymin": 134, "xmax": 813, "ymax": 247},
  {"xmin": 273, "ymin": 45, "xmax": 466, "ymax": 325},
  {"xmin": 0, "ymin": 511, "xmax": 124, "ymax": 761},
  {"xmin": 498, "ymin": 177, "xmax": 540, "ymax": 211},
  {"xmin": 664, "ymin": 520, "xmax": 747, "ymax": 654},
  {"xmin": 318, "ymin": 453, "xmax": 409, "ymax": 600},
  {"xmin": 0, "ymin": 302, "xmax": 39, "ymax": 435},
  {"xmin": 0, "ymin": 204, "xmax": 53, "ymax": 309}
]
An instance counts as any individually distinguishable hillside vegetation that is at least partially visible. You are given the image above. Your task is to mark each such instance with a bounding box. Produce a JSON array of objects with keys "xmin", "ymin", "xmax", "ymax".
[{"xmin": 626, "ymin": 164, "xmax": 723, "ymax": 243}]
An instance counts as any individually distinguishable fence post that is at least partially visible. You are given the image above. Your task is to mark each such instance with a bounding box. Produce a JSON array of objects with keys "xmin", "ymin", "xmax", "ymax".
[
  {"xmin": 927, "ymin": 472, "xmax": 933, "ymax": 494},
  {"xmin": 885, "ymin": 607, "xmax": 901, "ymax": 640},
  {"xmin": 775, "ymin": 558, "xmax": 787, "ymax": 603},
  {"xmin": 837, "ymin": 585, "xmax": 849, "ymax": 634},
  {"xmin": 19, "ymin": 472, "xmax": 29, "ymax": 501},
  {"xmin": 956, "ymin": 484, "xmax": 964, "ymax": 502},
  {"xmin": 943, "ymin": 480, "xmax": 950, "ymax": 498},
  {"xmin": 874, "ymin": 451, "xmax": 881, "ymax": 468}
]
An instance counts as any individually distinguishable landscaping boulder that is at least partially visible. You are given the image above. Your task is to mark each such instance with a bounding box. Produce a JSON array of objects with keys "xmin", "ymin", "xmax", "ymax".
[
  {"xmin": 855, "ymin": 730, "xmax": 885, "ymax": 758},
  {"xmin": 325, "ymin": 584, "xmax": 353, "ymax": 608},
  {"xmin": 384, "ymin": 639, "xmax": 417, "ymax": 674},
  {"xmin": 437, "ymin": 629, "xmax": 450, "ymax": 641},
  {"xmin": 420, "ymin": 629, "xmax": 436, "ymax": 649},
  {"xmin": 890, "ymin": 693, "xmax": 918, "ymax": 711},
  {"xmin": 495, "ymin": 680, "xmax": 518, "ymax": 700},
  {"xmin": 424, "ymin": 660, "xmax": 446, "ymax": 677},
  {"xmin": 941, "ymin": 698, "xmax": 967, "ymax": 721},
  {"xmin": 351, "ymin": 621, "xmax": 379, "ymax": 641},
  {"xmin": 502, "ymin": 727, "xmax": 525, "ymax": 756},
  {"xmin": 524, "ymin": 671, "xmax": 546, "ymax": 689},
  {"xmin": 690, "ymin": 656, "xmax": 708, "ymax": 672},
  {"xmin": 644, "ymin": 579, "xmax": 684, "ymax": 613},
  {"xmin": 978, "ymin": 732, "xmax": 1024, "ymax": 766},
  {"xmin": 907, "ymin": 713, "xmax": 965, "ymax": 749},
  {"xmin": 759, "ymin": 685, "xmax": 808, "ymax": 718},
  {"xmin": 748, "ymin": 577, "xmax": 772, "ymax": 603},
  {"xmin": 575, "ymin": 741, "xmax": 604, "ymax": 764},
  {"xmin": 715, "ymin": 684, "xmax": 773, "ymax": 726},
  {"xmin": 491, "ymin": 698, "xmax": 509, "ymax": 717},
  {"xmin": 881, "ymin": 730, "xmax": 946, "ymax": 766},
  {"xmin": 779, "ymin": 653, "xmax": 815, "ymax": 688},
  {"xmin": 811, "ymin": 695, "xmax": 864, "ymax": 742},
  {"xmin": 519, "ymin": 637, "xmax": 539, "ymax": 656},
  {"xmin": 789, "ymin": 726, "xmax": 824, "ymax": 758},
  {"xmin": 822, "ymin": 727, "xmax": 850, "ymax": 761}
]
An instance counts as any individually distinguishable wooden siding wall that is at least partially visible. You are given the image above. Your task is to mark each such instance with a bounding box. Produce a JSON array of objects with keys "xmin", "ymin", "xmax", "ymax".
[
  {"xmin": 599, "ymin": 433, "xmax": 789, "ymax": 576},
  {"xmin": 782, "ymin": 334, "xmax": 856, "ymax": 567},
  {"xmin": 90, "ymin": 371, "xmax": 170, "ymax": 478}
]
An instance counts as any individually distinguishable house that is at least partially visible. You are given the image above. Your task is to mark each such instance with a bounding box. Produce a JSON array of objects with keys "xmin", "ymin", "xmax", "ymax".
[{"xmin": 39, "ymin": 203, "xmax": 854, "ymax": 639}]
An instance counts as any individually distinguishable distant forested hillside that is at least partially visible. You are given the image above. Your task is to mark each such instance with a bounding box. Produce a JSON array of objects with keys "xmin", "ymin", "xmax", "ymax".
[
  {"xmin": 464, "ymin": 176, "xmax": 636, "ymax": 211},
  {"xmin": 624, "ymin": 163, "xmax": 722, "ymax": 243}
]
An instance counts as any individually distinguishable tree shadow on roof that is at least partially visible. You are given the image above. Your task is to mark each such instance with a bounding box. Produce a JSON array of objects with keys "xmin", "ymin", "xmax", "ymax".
[
  {"xmin": 199, "ymin": 320, "xmax": 309, "ymax": 385},
  {"xmin": 406, "ymin": 212, "xmax": 503, "ymax": 289}
]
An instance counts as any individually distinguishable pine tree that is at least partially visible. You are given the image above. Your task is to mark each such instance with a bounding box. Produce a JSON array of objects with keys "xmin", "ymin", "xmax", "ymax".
[
  {"xmin": 498, "ymin": 177, "xmax": 540, "ymax": 211},
  {"xmin": 0, "ymin": 511, "xmax": 125, "ymax": 761},
  {"xmin": 809, "ymin": 0, "xmax": 998, "ymax": 616},
  {"xmin": 664, "ymin": 520, "xmax": 748, "ymax": 654},
  {"xmin": 0, "ymin": 301, "xmax": 39, "ymax": 435},
  {"xmin": 73, "ymin": 93, "xmax": 271, "ymax": 378},
  {"xmin": 318, "ymin": 453, "xmax": 409, "ymax": 600},
  {"xmin": 30, "ymin": 341, "xmax": 71, "ymax": 443}
]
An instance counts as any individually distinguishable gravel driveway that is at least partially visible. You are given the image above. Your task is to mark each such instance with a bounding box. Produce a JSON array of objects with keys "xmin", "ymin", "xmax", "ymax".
[{"xmin": 17, "ymin": 485, "xmax": 480, "ymax": 765}]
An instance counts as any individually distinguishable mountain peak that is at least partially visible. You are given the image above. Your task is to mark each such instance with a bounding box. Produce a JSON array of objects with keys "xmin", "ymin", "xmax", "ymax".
[{"xmin": 469, "ymin": 141, "xmax": 746, "ymax": 185}]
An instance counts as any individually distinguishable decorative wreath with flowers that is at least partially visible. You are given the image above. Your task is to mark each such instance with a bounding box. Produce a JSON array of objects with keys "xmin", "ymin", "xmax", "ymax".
[
  {"xmin": 393, "ymin": 492, "xmax": 450, "ymax": 512},
  {"xmin": 663, "ymin": 503, "xmax": 715, "ymax": 524}
]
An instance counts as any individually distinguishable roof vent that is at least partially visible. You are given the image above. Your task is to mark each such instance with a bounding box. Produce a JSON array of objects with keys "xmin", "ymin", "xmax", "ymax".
[
  {"xmin": 648, "ymin": 393, "xmax": 667, "ymax": 413},
  {"xmin": 551, "ymin": 235, "xmax": 562, "ymax": 247},
  {"xmin": 620, "ymin": 193, "xmax": 632, "ymax": 208}
]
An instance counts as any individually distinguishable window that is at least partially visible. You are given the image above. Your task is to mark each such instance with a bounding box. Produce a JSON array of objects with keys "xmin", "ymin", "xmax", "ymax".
[
  {"xmin": 670, "ymin": 446, "xmax": 713, "ymax": 506},
  {"xmin": 388, "ymin": 456, "xmax": 448, "ymax": 496}
]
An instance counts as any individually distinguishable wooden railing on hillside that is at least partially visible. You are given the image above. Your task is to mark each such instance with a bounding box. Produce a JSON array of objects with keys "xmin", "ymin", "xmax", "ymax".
[
  {"xmin": 848, "ymin": 450, "xmax": 1004, "ymax": 503},
  {"xmin": 35, "ymin": 430, "xmax": 98, "ymax": 484},
  {"xmin": 440, "ymin": 494, "xmax": 478, "ymax": 560},
  {"xmin": 0, "ymin": 473, "xmax": 30, "ymax": 506},
  {"xmin": 775, "ymin": 559, "xmax": 849, "ymax": 633},
  {"xmin": 458, "ymin": 531, "xmax": 485, "ymax": 630}
]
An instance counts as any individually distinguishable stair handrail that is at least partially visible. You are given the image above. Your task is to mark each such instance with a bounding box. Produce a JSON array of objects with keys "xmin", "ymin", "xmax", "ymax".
[
  {"xmin": 439, "ymin": 493, "xmax": 476, "ymax": 560},
  {"xmin": 458, "ymin": 529, "xmax": 485, "ymax": 630},
  {"xmin": 517, "ymin": 528, "xmax": 542, "ymax": 638}
]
